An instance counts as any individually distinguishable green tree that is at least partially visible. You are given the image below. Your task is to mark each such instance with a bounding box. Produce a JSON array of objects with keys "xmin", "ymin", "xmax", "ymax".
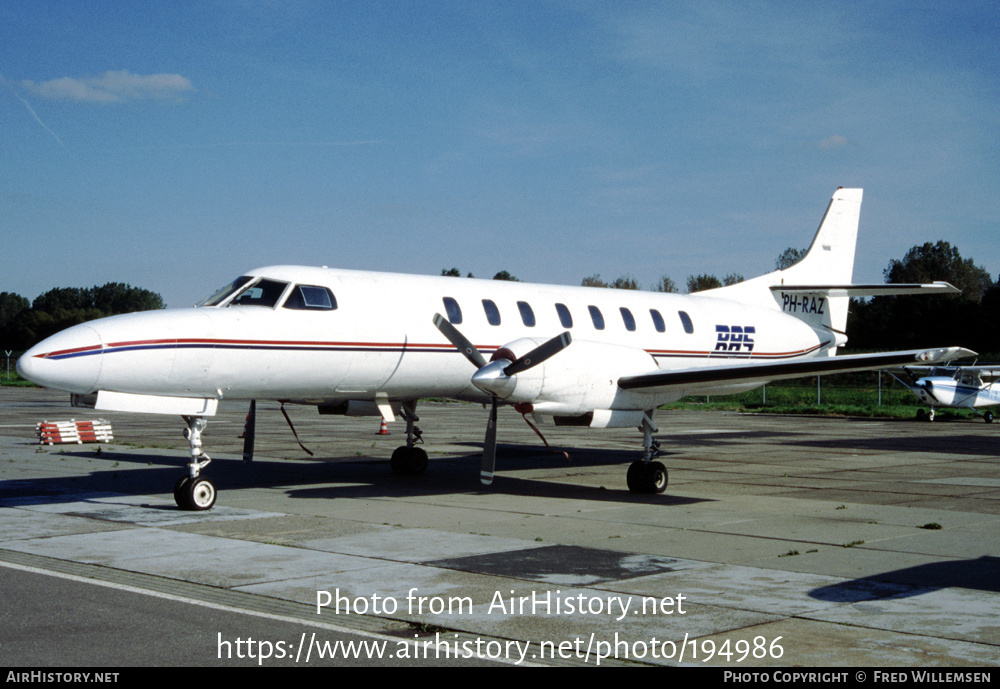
[
  {"xmin": 0, "ymin": 292, "xmax": 29, "ymax": 328},
  {"xmin": 686, "ymin": 274, "xmax": 722, "ymax": 293},
  {"xmin": 492, "ymin": 270, "xmax": 519, "ymax": 281},
  {"xmin": 884, "ymin": 241, "xmax": 993, "ymax": 303},
  {"xmin": 651, "ymin": 275, "xmax": 678, "ymax": 293},
  {"xmin": 775, "ymin": 247, "xmax": 806, "ymax": 270},
  {"xmin": 581, "ymin": 274, "xmax": 608, "ymax": 288},
  {"xmin": 7, "ymin": 282, "xmax": 165, "ymax": 350},
  {"xmin": 610, "ymin": 275, "xmax": 639, "ymax": 290},
  {"xmin": 90, "ymin": 282, "xmax": 165, "ymax": 313},
  {"xmin": 848, "ymin": 242, "xmax": 994, "ymax": 353}
]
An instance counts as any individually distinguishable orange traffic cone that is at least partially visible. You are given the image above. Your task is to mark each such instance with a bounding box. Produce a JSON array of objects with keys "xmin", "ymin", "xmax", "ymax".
[{"xmin": 377, "ymin": 418, "xmax": 389, "ymax": 435}]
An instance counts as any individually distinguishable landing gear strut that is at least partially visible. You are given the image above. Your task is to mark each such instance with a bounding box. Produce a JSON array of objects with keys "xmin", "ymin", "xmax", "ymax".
[
  {"xmin": 627, "ymin": 410, "xmax": 668, "ymax": 494},
  {"xmin": 391, "ymin": 401, "xmax": 428, "ymax": 475},
  {"xmin": 174, "ymin": 415, "xmax": 217, "ymax": 510}
]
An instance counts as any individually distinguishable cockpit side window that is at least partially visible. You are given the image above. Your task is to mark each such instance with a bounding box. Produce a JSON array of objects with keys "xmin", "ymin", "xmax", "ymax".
[
  {"xmin": 229, "ymin": 279, "xmax": 290, "ymax": 308},
  {"xmin": 198, "ymin": 276, "xmax": 254, "ymax": 307},
  {"xmin": 284, "ymin": 285, "xmax": 337, "ymax": 310}
]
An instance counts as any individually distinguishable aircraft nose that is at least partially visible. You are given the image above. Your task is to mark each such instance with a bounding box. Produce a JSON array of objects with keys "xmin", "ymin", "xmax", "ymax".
[{"xmin": 17, "ymin": 324, "xmax": 104, "ymax": 394}]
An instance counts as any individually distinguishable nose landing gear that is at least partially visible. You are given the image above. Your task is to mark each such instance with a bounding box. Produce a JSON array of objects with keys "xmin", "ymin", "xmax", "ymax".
[{"xmin": 174, "ymin": 416, "xmax": 217, "ymax": 510}]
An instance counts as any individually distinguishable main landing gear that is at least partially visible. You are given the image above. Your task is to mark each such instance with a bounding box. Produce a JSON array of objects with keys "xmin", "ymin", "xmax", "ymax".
[
  {"xmin": 390, "ymin": 401, "xmax": 428, "ymax": 476},
  {"xmin": 174, "ymin": 415, "xmax": 217, "ymax": 510},
  {"xmin": 626, "ymin": 411, "xmax": 668, "ymax": 494}
]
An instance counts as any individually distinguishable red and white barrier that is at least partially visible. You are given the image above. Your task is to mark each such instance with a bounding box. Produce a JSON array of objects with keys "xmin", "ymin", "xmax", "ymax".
[{"xmin": 36, "ymin": 419, "xmax": 114, "ymax": 445}]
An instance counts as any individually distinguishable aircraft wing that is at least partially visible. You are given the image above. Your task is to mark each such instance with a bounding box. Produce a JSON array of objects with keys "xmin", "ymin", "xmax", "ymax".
[{"xmin": 618, "ymin": 347, "xmax": 977, "ymax": 392}]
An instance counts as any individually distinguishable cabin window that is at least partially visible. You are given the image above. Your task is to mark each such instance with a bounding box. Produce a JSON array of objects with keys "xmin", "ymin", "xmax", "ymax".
[
  {"xmin": 555, "ymin": 303, "xmax": 573, "ymax": 328},
  {"xmin": 443, "ymin": 297, "xmax": 462, "ymax": 324},
  {"xmin": 284, "ymin": 285, "xmax": 337, "ymax": 310},
  {"xmin": 517, "ymin": 301, "xmax": 536, "ymax": 327},
  {"xmin": 482, "ymin": 299, "xmax": 501, "ymax": 326},
  {"xmin": 229, "ymin": 279, "xmax": 289, "ymax": 308},
  {"xmin": 588, "ymin": 305, "xmax": 605, "ymax": 330},
  {"xmin": 678, "ymin": 310, "xmax": 694, "ymax": 334},
  {"xmin": 620, "ymin": 307, "xmax": 636, "ymax": 332},
  {"xmin": 650, "ymin": 309, "xmax": 666, "ymax": 333}
]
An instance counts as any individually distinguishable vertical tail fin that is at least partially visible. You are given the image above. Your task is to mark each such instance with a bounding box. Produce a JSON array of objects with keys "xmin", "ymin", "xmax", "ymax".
[
  {"xmin": 705, "ymin": 188, "xmax": 864, "ymax": 340},
  {"xmin": 779, "ymin": 187, "xmax": 862, "ymax": 286}
]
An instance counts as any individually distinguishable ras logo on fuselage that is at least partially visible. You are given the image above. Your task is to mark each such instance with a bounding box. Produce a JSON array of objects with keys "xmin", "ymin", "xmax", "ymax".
[{"xmin": 715, "ymin": 325, "xmax": 755, "ymax": 353}]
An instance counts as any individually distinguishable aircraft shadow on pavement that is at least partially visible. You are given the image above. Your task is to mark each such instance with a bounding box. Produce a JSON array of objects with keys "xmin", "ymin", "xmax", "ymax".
[
  {"xmin": 809, "ymin": 555, "xmax": 1000, "ymax": 600},
  {"xmin": 788, "ymin": 433, "xmax": 998, "ymax": 457},
  {"xmin": 0, "ymin": 444, "xmax": 709, "ymax": 509}
]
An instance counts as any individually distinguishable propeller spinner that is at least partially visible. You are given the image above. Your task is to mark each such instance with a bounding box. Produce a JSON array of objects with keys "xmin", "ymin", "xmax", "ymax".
[{"xmin": 432, "ymin": 313, "xmax": 571, "ymax": 484}]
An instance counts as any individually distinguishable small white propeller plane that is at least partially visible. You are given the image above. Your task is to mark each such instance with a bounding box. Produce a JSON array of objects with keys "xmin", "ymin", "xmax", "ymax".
[
  {"xmin": 893, "ymin": 365, "xmax": 1000, "ymax": 422},
  {"xmin": 17, "ymin": 188, "xmax": 974, "ymax": 510}
]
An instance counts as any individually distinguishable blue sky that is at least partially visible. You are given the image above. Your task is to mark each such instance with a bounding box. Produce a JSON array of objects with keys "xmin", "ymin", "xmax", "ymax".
[{"xmin": 3, "ymin": 1, "xmax": 998, "ymax": 309}]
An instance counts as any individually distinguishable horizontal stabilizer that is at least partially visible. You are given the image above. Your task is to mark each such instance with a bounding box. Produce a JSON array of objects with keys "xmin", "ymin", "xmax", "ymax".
[
  {"xmin": 770, "ymin": 281, "xmax": 959, "ymax": 297},
  {"xmin": 618, "ymin": 347, "xmax": 977, "ymax": 391}
]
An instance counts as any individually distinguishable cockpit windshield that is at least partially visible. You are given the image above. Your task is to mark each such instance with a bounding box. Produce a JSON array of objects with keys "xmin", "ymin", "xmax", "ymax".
[
  {"xmin": 196, "ymin": 277, "xmax": 290, "ymax": 308},
  {"xmin": 197, "ymin": 276, "xmax": 254, "ymax": 307},
  {"xmin": 229, "ymin": 279, "xmax": 290, "ymax": 308}
]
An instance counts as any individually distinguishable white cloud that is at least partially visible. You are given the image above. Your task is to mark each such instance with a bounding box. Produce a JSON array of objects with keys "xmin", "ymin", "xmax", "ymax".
[
  {"xmin": 818, "ymin": 135, "xmax": 849, "ymax": 150},
  {"xmin": 21, "ymin": 70, "xmax": 195, "ymax": 103}
]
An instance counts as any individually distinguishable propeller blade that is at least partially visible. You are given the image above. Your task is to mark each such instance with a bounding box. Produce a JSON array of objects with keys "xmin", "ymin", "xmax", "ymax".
[
  {"xmin": 481, "ymin": 397, "xmax": 498, "ymax": 485},
  {"xmin": 242, "ymin": 400, "xmax": 256, "ymax": 462},
  {"xmin": 503, "ymin": 332, "xmax": 572, "ymax": 376},
  {"xmin": 432, "ymin": 313, "xmax": 487, "ymax": 368}
]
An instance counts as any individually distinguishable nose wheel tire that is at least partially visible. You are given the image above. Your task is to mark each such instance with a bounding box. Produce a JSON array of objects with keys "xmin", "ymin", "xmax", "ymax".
[
  {"xmin": 627, "ymin": 460, "xmax": 668, "ymax": 494},
  {"xmin": 174, "ymin": 476, "xmax": 217, "ymax": 510}
]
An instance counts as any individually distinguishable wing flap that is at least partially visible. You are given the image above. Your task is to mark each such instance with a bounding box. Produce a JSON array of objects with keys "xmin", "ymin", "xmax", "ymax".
[{"xmin": 618, "ymin": 347, "xmax": 977, "ymax": 392}]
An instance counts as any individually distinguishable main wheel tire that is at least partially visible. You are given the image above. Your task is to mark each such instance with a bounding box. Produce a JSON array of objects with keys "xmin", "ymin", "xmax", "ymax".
[
  {"xmin": 391, "ymin": 446, "xmax": 428, "ymax": 475},
  {"xmin": 186, "ymin": 477, "xmax": 217, "ymax": 511},
  {"xmin": 985, "ymin": 411, "xmax": 993, "ymax": 423},
  {"xmin": 647, "ymin": 461, "xmax": 669, "ymax": 493},
  {"xmin": 174, "ymin": 476, "xmax": 191, "ymax": 508},
  {"xmin": 626, "ymin": 461, "xmax": 646, "ymax": 493}
]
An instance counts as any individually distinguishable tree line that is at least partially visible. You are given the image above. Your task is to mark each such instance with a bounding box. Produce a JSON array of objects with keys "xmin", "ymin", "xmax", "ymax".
[{"xmin": 0, "ymin": 283, "xmax": 164, "ymax": 351}]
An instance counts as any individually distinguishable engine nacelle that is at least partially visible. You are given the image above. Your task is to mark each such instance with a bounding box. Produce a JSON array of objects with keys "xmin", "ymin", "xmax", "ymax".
[{"xmin": 484, "ymin": 338, "xmax": 659, "ymax": 415}]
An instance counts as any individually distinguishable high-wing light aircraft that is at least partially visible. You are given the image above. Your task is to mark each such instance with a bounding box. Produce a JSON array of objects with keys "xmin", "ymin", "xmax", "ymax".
[
  {"xmin": 17, "ymin": 188, "xmax": 974, "ymax": 510},
  {"xmin": 893, "ymin": 365, "xmax": 1000, "ymax": 422}
]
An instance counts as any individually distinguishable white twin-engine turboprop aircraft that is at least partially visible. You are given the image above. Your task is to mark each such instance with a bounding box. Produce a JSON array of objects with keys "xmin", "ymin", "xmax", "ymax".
[{"xmin": 18, "ymin": 188, "xmax": 973, "ymax": 510}]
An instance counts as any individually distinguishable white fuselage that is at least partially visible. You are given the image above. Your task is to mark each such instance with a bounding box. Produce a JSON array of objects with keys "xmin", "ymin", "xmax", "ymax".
[
  {"xmin": 913, "ymin": 376, "xmax": 1000, "ymax": 410},
  {"xmin": 18, "ymin": 265, "xmax": 830, "ymax": 421}
]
